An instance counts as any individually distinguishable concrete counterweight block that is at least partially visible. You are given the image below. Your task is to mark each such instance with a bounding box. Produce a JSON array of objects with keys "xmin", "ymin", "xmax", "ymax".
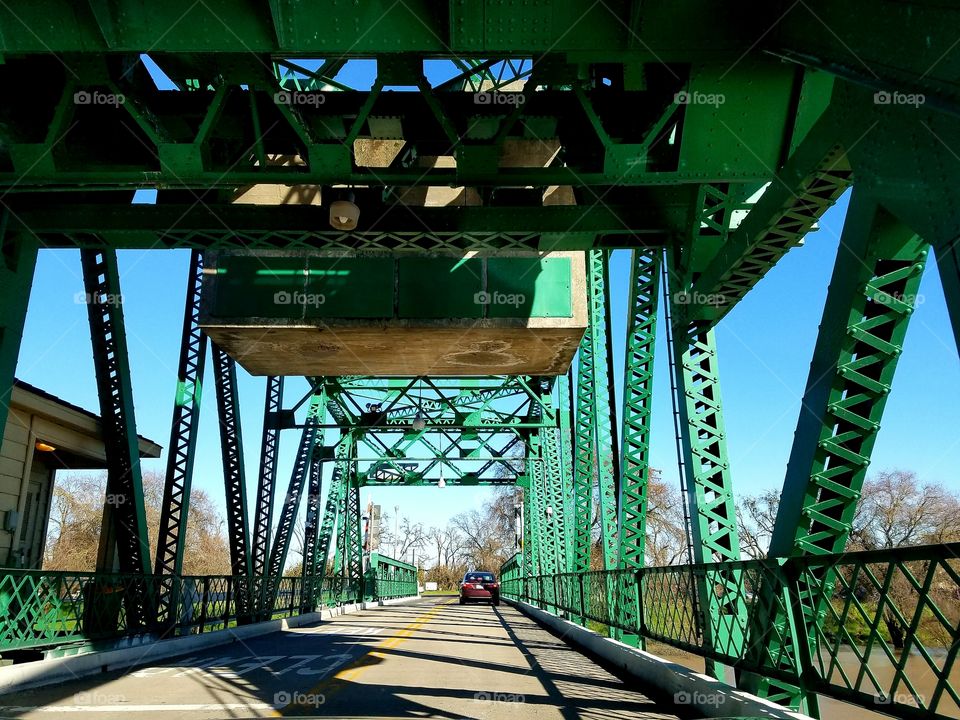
[{"xmin": 200, "ymin": 251, "xmax": 587, "ymax": 377}]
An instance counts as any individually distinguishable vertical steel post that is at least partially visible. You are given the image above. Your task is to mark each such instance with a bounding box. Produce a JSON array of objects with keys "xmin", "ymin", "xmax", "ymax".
[
  {"xmin": 155, "ymin": 250, "xmax": 207, "ymax": 624},
  {"xmin": 80, "ymin": 250, "xmax": 152, "ymax": 578},
  {"xmin": 252, "ymin": 376, "xmax": 283, "ymax": 577},
  {"xmin": 0, "ymin": 229, "xmax": 36, "ymax": 452},
  {"xmin": 617, "ymin": 248, "xmax": 661, "ymax": 645},
  {"xmin": 587, "ymin": 249, "xmax": 621, "ymax": 574}
]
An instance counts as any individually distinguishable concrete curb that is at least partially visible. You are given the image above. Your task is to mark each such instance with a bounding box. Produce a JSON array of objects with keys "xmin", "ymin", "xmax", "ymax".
[
  {"xmin": 0, "ymin": 594, "xmax": 420, "ymax": 696},
  {"xmin": 507, "ymin": 599, "xmax": 814, "ymax": 720}
]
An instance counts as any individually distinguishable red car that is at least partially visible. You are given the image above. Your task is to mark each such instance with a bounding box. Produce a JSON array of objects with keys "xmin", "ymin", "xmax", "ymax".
[{"xmin": 459, "ymin": 571, "xmax": 500, "ymax": 605}]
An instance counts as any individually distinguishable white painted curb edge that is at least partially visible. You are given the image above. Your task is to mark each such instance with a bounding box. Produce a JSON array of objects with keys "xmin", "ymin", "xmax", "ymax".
[
  {"xmin": 507, "ymin": 598, "xmax": 814, "ymax": 720},
  {"xmin": 0, "ymin": 594, "xmax": 420, "ymax": 695}
]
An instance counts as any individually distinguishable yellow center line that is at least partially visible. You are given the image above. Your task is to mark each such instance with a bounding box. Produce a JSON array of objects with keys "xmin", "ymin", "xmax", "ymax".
[{"xmin": 275, "ymin": 599, "xmax": 455, "ymax": 716}]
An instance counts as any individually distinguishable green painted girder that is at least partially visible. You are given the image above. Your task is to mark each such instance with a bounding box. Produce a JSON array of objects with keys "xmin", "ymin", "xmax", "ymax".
[
  {"xmin": 0, "ymin": 56, "xmax": 805, "ymax": 189},
  {"xmin": 251, "ymin": 376, "xmax": 283, "ymax": 578},
  {"xmin": 80, "ymin": 249, "xmax": 152, "ymax": 579},
  {"xmin": 767, "ymin": 0, "xmax": 960, "ymax": 112},
  {"xmin": 684, "ymin": 91, "xmax": 855, "ymax": 324},
  {"xmin": 0, "ymin": 2, "xmax": 769, "ymax": 56},
  {"xmin": 154, "ymin": 250, "xmax": 207, "ymax": 623},
  {"xmin": 618, "ymin": 249, "xmax": 660, "ymax": 572},
  {"xmin": 572, "ymin": 332, "xmax": 596, "ymax": 578},
  {"xmin": 668, "ymin": 313, "xmax": 746, "ymax": 676},
  {"xmin": 557, "ymin": 372, "xmax": 576, "ymax": 574},
  {"xmin": 0, "ymin": 233, "xmax": 37, "ymax": 504},
  {"xmin": 6, "ymin": 198, "xmax": 690, "ymax": 252},
  {"xmin": 749, "ymin": 191, "xmax": 928, "ymax": 711},
  {"xmin": 770, "ymin": 193, "xmax": 928, "ymax": 558},
  {"xmin": 586, "ymin": 249, "xmax": 620, "ymax": 574},
  {"xmin": 210, "ymin": 344, "xmax": 253, "ymax": 592}
]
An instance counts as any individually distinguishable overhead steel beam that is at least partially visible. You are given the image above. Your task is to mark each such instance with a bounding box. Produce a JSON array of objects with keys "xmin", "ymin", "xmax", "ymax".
[
  {"xmin": 684, "ymin": 101, "xmax": 854, "ymax": 324},
  {"xmin": 0, "ymin": 2, "xmax": 765, "ymax": 55},
  {"xmin": 5, "ymin": 199, "xmax": 687, "ymax": 246},
  {"xmin": 155, "ymin": 250, "xmax": 207, "ymax": 622},
  {"xmin": 768, "ymin": 0, "xmax": 960, "ymax": 115}
]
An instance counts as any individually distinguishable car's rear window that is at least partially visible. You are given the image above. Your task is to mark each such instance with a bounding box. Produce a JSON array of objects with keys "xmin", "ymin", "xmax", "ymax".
[{"xmin": 465, "ymin": 573, "xmax": 496, "ymax": 582}]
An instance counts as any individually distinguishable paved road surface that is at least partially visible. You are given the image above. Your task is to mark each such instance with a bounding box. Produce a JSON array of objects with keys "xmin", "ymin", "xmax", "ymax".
[{"xmin": 2, "ymin": 597, "xmax": 679, "ymax": 719}]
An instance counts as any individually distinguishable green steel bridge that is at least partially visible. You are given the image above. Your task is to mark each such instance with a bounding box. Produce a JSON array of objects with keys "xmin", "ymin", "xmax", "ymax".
[{"xmin": 0, "ymin": 2, "xmax": 959, "ymax": 718}]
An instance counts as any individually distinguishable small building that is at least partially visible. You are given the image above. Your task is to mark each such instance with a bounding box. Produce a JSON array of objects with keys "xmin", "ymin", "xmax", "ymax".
[{"xmin": 0, "ymin": 380, "xmax": 161, "ymax": 569}]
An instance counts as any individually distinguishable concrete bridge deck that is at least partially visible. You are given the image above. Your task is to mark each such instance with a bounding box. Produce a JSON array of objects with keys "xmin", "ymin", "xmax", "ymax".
[{"xmin": 1, "ymin": 598, "xmax": 677, "ymax": 719}]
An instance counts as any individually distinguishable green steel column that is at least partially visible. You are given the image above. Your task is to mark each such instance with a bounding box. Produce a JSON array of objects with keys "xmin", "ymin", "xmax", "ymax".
[
  {"xmin": 572, "ymin": 343, "xmax": 595, "ymax": 580},
  {"xmin": 80, "ymin": 250, "xmax": 152, "ymax": 579},
  {"xmin": 0, "ymin": 231, "xmax": 37, "ymax": 459},
  {"xmin": 617, "ymin": 248, "xmax": 661, "ymax": 646},
  {"xmin": 558, "ymin": 373, "xmax": 576, "ymax": 574},
  {"xmin": 751, "ymin": 190, "xmax": 928, "ymax": 709},
  {"xmin": 155, "ymin": 250, "xmax": 207, "ymax": 625},
  {"xmin": 669, "ymin": 313, "xmax": 744, "ymax": 679},
  {"xmin": 587, "ymin": 249, "xmax": 621, "ymax": 574}
]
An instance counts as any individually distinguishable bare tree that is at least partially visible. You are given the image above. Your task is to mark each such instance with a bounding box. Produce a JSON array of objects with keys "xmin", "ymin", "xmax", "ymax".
[
  {"xmin": 737, "ymin": 489, "xmax": 779, "ymax": 559},
  {"xmin": 44, "ymin": 470, "xmax": 231, "ymax": 575}
]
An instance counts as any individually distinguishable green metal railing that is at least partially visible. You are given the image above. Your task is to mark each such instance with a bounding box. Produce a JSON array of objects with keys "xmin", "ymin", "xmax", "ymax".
[
  {"xmin": 365, "ymin": 553, "xmax": 419, "ymax": 601},
  {"xmin": 0, "ymin": 570, "xmax": 360, "ymax": 654},
  {"xmin": 501, "ymin": 543, "xmax": 960, "ymax": 720}
]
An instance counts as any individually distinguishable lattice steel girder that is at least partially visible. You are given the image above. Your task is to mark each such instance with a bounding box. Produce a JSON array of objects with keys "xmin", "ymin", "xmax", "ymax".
[
  {"xmin": 267, "ymin": 393, "xmax": 323, "ymax": 582},
  {"xmin": 0, "ymin": 3, "xmax": 771, "ymax": 57},
  {"xmin": 770, "ymin": 192, "xmax": 928, "ymax": 558},
  {"xmin": 210, "ymin": 344, "xmax": 252, "ymax": 581},
  {"xmin": 684, "ymin": 95, "xmax": 855, "ymax": 323},
  {"xmin": 321, "ymin": 376, "xmax": 543, "ymax": 486},
  {"xmin": 750, "ymin": 191, "xmax": 927, "ymax": 710},
  {"xmin": 301, "ymin": 454, "xmax": 323, "ymax": 580},
  {"xmin": 668, "ymin": 315, "xmax": 746, "ymax": 673},
  {"xmin": 0, "ymin": 232, "xmax": 37, "ymax": 448},
  {"xmin": 572, "ymin": 335, "xmax": 596, "ymax": 577},
  {"xmin": 155, "ymin": 250, "xmax": 207, "ymax": 622},
  {"xmin": 6, "ymin": 197, "xmax": 689, "ymax": 251},
  {"xmin": 618, "ymin": 249, "xmax": 661, "ymax": 570},
  {"xmin": 557, "ymin": 376, "xmax": 576, "ymax": 573},
  {"xmin": 79, "ymin": 249, "xmax": 152, "ymax": 579},
  {"xmin": 251, "ymin": 376, "xmax": 283, "ymax": 577},
  {"xmin": 314, "ymin": 448, "xmax": 345, "ymax": 576},
  {"xmin": 586, "ymin": 249, "xmax": 620, "ymax": 573},
  {"xmin": 0, "ymin": 54, "xmax": 805, "ymax": 189}
]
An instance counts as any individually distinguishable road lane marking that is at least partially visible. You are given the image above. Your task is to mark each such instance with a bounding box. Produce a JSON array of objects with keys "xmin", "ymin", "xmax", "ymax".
[{"xmin": 276, "ymin": 599, "xmax": 455, "ymax": 716}]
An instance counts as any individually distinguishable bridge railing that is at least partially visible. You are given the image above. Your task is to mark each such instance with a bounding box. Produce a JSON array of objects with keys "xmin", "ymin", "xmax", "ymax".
[
  {"xmin": 0, "ymin": 570, "xmax": 355, "ymax": 653},
  {"xmin": 502, "ymin": 543, "xmax": 960, "ymax": 720},
  {"xmin": 365, "ymin": 553, "xmax": 418, "ymax": 601}
]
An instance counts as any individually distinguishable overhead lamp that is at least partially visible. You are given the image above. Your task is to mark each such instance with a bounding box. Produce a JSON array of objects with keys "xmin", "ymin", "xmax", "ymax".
[
  {"xmin": 545, "ymin": 505, "xmax": 554, "ymax": 518},
  {"xmin": 437, "ymin": 465, "xmax": 446, "ymax": 489},
  {"xmin": 329, "ymin": 192, "xmax": 359, "ymax": 230},
  {"xmin": 35, "ymin": 441, "xmax": 56, "ymax": 452}
]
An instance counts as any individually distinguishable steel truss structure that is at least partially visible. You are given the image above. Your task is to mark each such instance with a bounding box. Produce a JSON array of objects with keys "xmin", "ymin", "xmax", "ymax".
[{"xmin": 1, "ymin": 5, "xmax": 959, "ymax": 719}]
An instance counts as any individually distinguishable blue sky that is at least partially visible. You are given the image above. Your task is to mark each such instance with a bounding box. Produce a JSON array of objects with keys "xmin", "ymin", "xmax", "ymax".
[{"xmin": 16, "ymin": 189, "xmax": 960, "ymax": 547}]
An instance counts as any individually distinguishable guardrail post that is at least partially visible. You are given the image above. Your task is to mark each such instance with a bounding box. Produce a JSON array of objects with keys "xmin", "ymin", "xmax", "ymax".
[{"xmin": 198, "ymin": 577, "xmax": 210, "ymax": 633}]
